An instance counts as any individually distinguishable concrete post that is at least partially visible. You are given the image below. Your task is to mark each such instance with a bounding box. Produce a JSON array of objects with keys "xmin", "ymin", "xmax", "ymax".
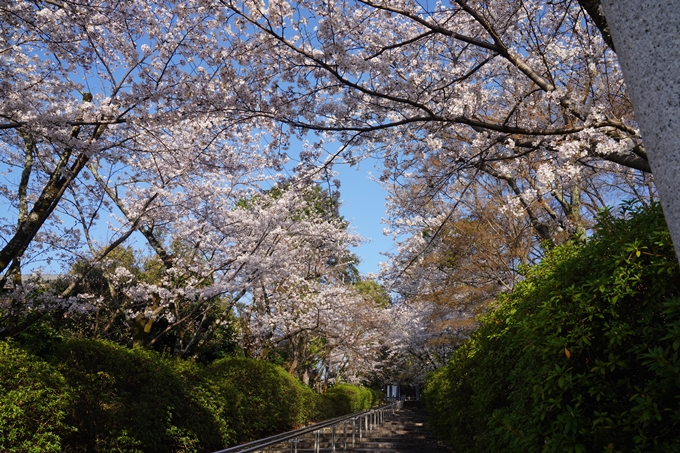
[{"xmin": 601, "ymin": 1, "xmax": 680, "ymax": 262}]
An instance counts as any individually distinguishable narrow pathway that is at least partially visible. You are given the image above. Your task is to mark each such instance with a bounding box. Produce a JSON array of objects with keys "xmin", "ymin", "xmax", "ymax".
[
  {"xmin": 344, "ymin": 401, "xmax": 450, "ymax": 453},
  {"xmin": 239, "ymin": 401, "xmax": 450, "ymax": 453}
]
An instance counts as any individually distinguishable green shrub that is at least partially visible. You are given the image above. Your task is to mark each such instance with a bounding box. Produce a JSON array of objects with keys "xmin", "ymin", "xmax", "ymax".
[
  {"xmin": 424, "ymin": 203, "xmax": 680, "ymax": 453},
  {"xmin": 48, "ymin": 339, "xmax": 224, "ymax": 453},
  {"xmin": 169, "ymin": 358, "xmax": 239, "ymax": 447},
  {"xmin": 4, "ymin": 336, "xmax": 379, "ymax": 452},
  {"xmin": 369, "ymin": 387, "xmax": 384, "ymax": 406},
  {"xmin": 206, "ymin": 357, "xmax": 319, "ymax": 443},
  {"xmin": 0, "ymin": 341, "xmax": 73, "ymax": 453},
  {"xmin": 324, "ymin": 383, "xmax": 377, "ymax": 415},
  {"xmin": 314, "ymin": 393, "xmax": 342, "ymax": 421}
]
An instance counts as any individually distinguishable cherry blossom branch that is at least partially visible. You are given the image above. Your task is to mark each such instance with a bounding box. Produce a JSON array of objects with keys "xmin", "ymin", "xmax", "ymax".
[
  {"xmin": 357, "ymin": 0, "xmax": 502, "ymax": 52},
  {"xmin": 359, "ymin": 0, "xmax": 555, "ymax": 91},
  {"xmin": 477, "ymin": 161, "xmax": 554, "ymax": 245},
  {"xmin": 87, "ymin": 163, "xmax": 175, "ymax": 268},
  {"xmin": 0, "ymin": 119, "xmax": 127, "ymax": 131},
  {"xmin": 58, "ymin": 194, "xmax": 159, "ymax": 298},
  {"xmin": 364, "ymin": 30, "xmax": 437, "ymax": 60},
  {"xmin": 0, "ymin": 100, "xmax": 108, "ymax": 276}
]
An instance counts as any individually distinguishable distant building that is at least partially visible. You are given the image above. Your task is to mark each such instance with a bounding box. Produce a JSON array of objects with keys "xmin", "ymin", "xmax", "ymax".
[{"xmin": 385, "ymin": 383, "xmax": 420, "ymax": 400}]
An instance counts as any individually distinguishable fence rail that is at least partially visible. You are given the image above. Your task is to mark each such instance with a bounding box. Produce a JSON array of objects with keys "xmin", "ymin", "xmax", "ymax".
[{"xmin": 211, "ymin": 400, "xmax": 403, "ymax": 453}]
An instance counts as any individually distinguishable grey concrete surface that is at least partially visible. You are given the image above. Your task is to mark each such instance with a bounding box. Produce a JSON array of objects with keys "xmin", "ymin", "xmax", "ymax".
[{"xmin": 601, "ymin": 1, "xmax": 680, "ymax": 262}]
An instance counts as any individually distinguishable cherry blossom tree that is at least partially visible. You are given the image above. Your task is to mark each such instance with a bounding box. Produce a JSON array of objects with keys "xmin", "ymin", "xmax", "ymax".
[
  {"xmin": 240, "ymin": 279, "xmax": 392, "ymax": 385},
  {"xmin": 383, "ymin": 184, "xmax": 530, "ymax": 305},
  {"xmin": 4, "ymin": 0, "xmax": 676, "ymax": 377},
  {"xmin": 379, "ymin": 144, "xmax": 655, "ymax": 324},
  {"xmin": 219, "ymin": 0, "xmax": 648, "ymax": 200},
  {"xmin": 233, "ymin": 188, "xmax": 391, "ymax": 384},
  {"xmin": 114, "ymin": 181, "xmax": 360, "ymax": 352},
  {"xmin": 211, "ymin": 0, "xmax": 659, "ymax": 329},
  {"xmin": 0, "ymin": 0, "xmax": 654, "ymax": 280},
  {"xmin": 0, "ymin": 0, "xmax": 286, "ymax": 281},
  {"xmin": 358, "ymin": 296, "xmax": 472, "ymax": 387},
  {"xmin": 0, "ymin": 1, "xmax": 396, "ymax": 377},
  {"xmin": 0, "ymin": 2, "xmax": 369, "ymax": 356}
]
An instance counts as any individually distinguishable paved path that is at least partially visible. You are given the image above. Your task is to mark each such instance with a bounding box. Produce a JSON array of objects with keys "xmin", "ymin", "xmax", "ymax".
[
  {"xmin": 344, "ymin": 401, "xmax": 450, "ymax": 453},
  {"xmin": 294, "ymin": 401, "xmax": 450, "ymax": 453}
]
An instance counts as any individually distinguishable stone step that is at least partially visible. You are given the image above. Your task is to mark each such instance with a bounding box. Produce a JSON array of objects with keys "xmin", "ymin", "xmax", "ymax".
[{"xmin": 259, "ymin": 403, "xmax": 449, "ymax": 453}]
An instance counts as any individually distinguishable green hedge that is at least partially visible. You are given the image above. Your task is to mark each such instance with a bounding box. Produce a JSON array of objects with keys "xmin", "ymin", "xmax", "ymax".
[
  {"xmin": 0, "ymin": 338, "xmax": 380, "ymax": 452},
  {"xmin": 206, "ymin": 357, "xmax": 319, "ymax": 442},
  {"xmin": 423, "ymin": 203, "xmax": 680, "ymax": 453},
  {"xmin": 323, "ymin": 383, "xmax": 381, "ymax": 416},
  {"xmin": 0, "ymin": 342, "xmax": 72, "ymax": 453},
  {"xmin": 49, "ymin": 339, "xmax": 224, "ymax": 453}
]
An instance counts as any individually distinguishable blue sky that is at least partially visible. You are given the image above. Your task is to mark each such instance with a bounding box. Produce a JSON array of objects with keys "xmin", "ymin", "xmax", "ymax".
[{"xmin": 334, "ymin": 162, "xmax": 394, "ymax": 277}]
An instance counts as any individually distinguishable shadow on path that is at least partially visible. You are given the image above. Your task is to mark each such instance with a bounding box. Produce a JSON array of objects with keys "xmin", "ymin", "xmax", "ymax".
[{"xmin": 343, "ymin": 401, "xmax": 451, "ymax": 453}]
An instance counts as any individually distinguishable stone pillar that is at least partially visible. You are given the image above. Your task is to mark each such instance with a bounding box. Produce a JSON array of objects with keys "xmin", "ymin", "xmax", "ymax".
[{"xmin": 601, "ymin": 1, "xmax": 680, "ymax": 262}]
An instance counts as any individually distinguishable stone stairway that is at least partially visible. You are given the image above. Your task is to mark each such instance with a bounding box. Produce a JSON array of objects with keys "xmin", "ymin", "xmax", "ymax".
[
  {"xmin": 291, "ymin": 401, "xmax": 450, "ymax": 453},
  {"xmin": 345, "ymin": 401, "xmax": 449, "ymax": 453}
]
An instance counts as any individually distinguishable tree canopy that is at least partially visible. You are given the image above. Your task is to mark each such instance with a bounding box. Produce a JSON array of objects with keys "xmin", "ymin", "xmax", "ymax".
[{"xmin": 1, "ymin": 0, "xmax": 675, "ymax": 384}]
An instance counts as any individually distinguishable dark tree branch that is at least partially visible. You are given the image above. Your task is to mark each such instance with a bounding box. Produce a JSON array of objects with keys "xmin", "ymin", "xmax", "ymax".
[{"xmin": 577, "ymin": 0, "xmax": 616, "ymax": 51}]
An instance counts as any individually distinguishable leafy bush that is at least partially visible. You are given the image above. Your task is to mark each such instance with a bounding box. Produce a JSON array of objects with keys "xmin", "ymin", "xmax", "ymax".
[
  {"xmin": 370, "ymin": 387, "xmax": 384, "ymax": 406},
  {"xmin": 424, "ymin": 203, "xmax": 680, "ymax": 453},
  {"xmin": 323, "ymin": 383, "xmax": 380, "ymax": 416},
  {"xmin": 205, "ymin": 358, "xmax": 382, "ymax": 443},
  {"xmin": 206, "ymin": 357, "xmax": 320, "ymax": 442},
  {"xmin": 48, "ymin": 339, "xmax": 224, "ymax": 453},
  {"xmin": 0, "ymin": 341, "xmax": 73, "ymax": 453},
  {"xmin": 1, "ymin": 336, "xmax": 381, "ymax": 452}
]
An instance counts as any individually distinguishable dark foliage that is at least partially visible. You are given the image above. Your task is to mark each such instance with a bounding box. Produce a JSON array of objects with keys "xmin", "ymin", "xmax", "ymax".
[
  {"xmin": 424, "ymin": 203, "xmax": 680, "ymax": 453},
  {"xmin": 0, "ymin": 337, "xmax": 379, "ymax": 452}
]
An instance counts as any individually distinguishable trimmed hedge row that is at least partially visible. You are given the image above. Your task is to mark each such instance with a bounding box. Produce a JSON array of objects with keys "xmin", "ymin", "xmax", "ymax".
[
  {"xmin": 0, "ymin": 339, "xmax": 380, "ymax": 453},
  {"xmin": 0, "ymin": 342, "xmax": 72, "ymax": 453},
  {"xmin": 323, "ymin": 383, "xmax": 382, "ymax": 416},
  {"xmin": 423, "ymin": 203, "xmax": 680, "ymax": 453}
]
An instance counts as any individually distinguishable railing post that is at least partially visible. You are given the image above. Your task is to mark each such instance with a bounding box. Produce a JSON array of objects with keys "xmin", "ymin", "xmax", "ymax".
[
  {"xmin": 208, "ymin": 402, "xmax": 401, "ymax": 453},
  {"xmin": 343, "ymin": 421, "xmax": 347, "ymax": 451},
  {"xmin": 331, "ymin": 425, "xmax": 336, "ymax": 453}
]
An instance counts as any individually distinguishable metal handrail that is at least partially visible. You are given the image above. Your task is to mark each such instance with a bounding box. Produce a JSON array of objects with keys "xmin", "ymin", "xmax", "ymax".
[{"xmin": 211, "ymin": 400, "xmax": 402, "ymax": 453}]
